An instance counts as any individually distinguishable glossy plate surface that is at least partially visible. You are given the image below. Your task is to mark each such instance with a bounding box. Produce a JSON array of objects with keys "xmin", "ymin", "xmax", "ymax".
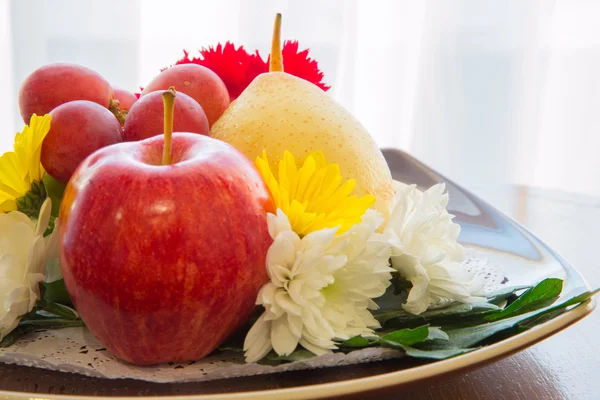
[{"xmin": 0, "ymin": 149, "xmax": 595, "ymax": 399}]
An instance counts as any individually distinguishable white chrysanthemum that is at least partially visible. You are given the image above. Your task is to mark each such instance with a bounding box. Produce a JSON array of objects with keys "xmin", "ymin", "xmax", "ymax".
[
  {"xmin": 244, "ymin": 209, "xmax": 394, "ymax": 363},
  {"xmin": 385, "ymin": 181, "xmax": 485, "ymax": 315},
  {"xmin": 0, "ymin": 198, "xmax": 58, "ymax": 340}
]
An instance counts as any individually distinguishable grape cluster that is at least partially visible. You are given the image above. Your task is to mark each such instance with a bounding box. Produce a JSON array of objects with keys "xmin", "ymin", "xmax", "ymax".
[{"xmin": 19, "ymin": 63, "xmax": 230, "ymax": 184}]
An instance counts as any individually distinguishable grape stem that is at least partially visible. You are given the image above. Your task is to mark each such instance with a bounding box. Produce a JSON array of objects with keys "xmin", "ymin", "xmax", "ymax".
[
  {"xmin": 162, "ymin": 87, "xmax": 176, "ymax": 165},
  {"xmin": 270, "ymin": 13, "xmax": 283, "ymax": 72},
  {"xmin": 108, "ymin": 98, "xmax": 128, "ymax": 126}
]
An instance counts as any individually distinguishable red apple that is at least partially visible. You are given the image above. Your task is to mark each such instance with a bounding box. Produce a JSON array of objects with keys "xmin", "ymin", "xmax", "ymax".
[{"xmin": 59, "ymin": 132, "xmax": 273, "ymax": 365}]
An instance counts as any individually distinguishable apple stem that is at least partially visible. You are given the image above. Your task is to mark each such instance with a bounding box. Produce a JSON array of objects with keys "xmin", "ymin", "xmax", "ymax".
[
  {"xmin": 162, "ymin": 87, "xmax": 176, "ymax": 165},
  {"xmin": 269, "ymin": 13, "xmax": 283, "ymax": 72}
]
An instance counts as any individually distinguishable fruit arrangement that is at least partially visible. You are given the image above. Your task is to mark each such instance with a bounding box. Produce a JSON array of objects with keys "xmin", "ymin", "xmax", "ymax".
[{"xmin": 0, "ymin": 14, "xmax": 596, "ymax": 370}]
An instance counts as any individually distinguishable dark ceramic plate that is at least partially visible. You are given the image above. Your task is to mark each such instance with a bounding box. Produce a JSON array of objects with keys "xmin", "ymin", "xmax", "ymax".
[{"xmin": 0, "ymin": 149, "xmax": 594, "ymax": 399}]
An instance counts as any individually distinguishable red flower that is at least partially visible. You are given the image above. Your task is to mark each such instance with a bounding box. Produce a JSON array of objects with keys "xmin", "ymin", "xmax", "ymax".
[
  {"xmin": 276, "ymin": 41, "xmax": 330, "ymax": 92},
  {"xmin": 166, "ymin": 41, "xmax": 329, "ymax": 100},
  {"xmin": 192, "ymin": 42, "xmax": 266, "ymax": 100}
]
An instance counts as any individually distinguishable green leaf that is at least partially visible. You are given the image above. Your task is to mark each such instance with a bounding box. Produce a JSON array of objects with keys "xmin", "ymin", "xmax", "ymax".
[
  {"xmin": 380, "ymin": 325, "xmax": 430, "ymax": 348},
  {"xmin": 43, "ymin": 173, "xmax": 66, "ymax": 217},
  {"xmin": 340, "ymin": 326, "xmax": 434, "ymax": 350},
  {"xmin": 251, "ymin": 284, "xmax": 596, "ymax": 365},
  {"xmin": 374, "ymin": 302, "xmax": 500, "ymax": 328},
  {"xmin": 486, "ymin": 285, "xmax": 531, "ymax": 306},
  {"xmin": 1, "ymin": 319, "xmax": 84, "ymax": 348},
  {"xmin": 339, "ymin": 335, "xmax": 373, "ymax": 348},
  {"xmin": 447, "ymin": 314, "xmax": 529, "ymax": 348},
  {"xmin": 338, "ymin": 326, "xmax": 433, "ymax": 352},
  {"xmin": 516, "ymin": 290, "xmax": 597, "ymax": 329},
  {"xmin": 0, "ymin": 325, "xmax": 38, "ymax": 347},
  {"xmin": 427, "ymin": 327, "xmax": 449, "ymax": 342},
  {"xmin": 372, "ymin": 309, "xmax": 418, "ymax": 325},
  {"xmin": 18, "ymin": 318, "xmax": 84, "ymax": 329},
  {"xmin": 216, "ymin": 345, "xmax": 244, "ymax": 353},
  {"xmin": 484, "ymin": 278, "xmax": 563, "ymax": 322},
  {"xmin": 15, "ymin": 180, "xmax": 47, "ymax": 219},
  {"xmin": 554, "ymin": 288, "xmax": 599, "ymax": 308},
  {"xmin": 379, "ymin": 326, "xmax": 471, "ymax": 360},
  {"xmin": 262, "ymin": 349, "xmax": 316, "ymax": 363},
  {"xmin": 426, "ymin": 302, "xmax": 500, "ymax": 318},
  {"xmin": 401, "ymin": 345, "xmax": 474, "ymax": 360},
  {"xmin": 43, "ymin": 215, "xmax": 56, "ymax": 237},
  {"xmin": 36, "ymin": 298, "xmax": 78, "ymax": 320},
  {"xmin": 447, "ymin": 288, "xmax": 597, "ymax": 348},
  {"xmin": 521, "ymin": 288, "xmax": 599, "ymax": 326},
  {"xmin": 42, "ymin": 280, "xmax": 73, "ymax": 307}
]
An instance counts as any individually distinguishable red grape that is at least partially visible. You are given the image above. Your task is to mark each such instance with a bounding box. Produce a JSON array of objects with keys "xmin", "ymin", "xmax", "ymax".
[
  {"xmin": 111, "ymin": 86, "xmax": 137, "ymax": 111},
  {"xmin": 141, "ymin": 64, "xmax": 230, "ymax": 127},
  {"xmin": 122, "ymin": 91, "xmax": 209, "ymax": 142},
  {"xmin": 41, "ymin": 101, "xmax": 122, "ymax": 184},
  {"xmin": 19, "ymin": 63, "xmax": 112, "ymax": 124}
]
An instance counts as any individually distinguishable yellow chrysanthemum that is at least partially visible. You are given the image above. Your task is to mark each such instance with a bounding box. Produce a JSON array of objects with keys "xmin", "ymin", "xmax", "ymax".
[
  {"xmin": 0, "ymin": 114, "xmax": 52, "ymax": 212},
  {"xmin": 256, "ymin": 150, "xmax": 375, "ymax": 236}
]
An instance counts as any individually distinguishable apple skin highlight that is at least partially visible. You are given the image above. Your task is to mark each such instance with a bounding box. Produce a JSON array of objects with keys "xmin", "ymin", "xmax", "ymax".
[{"xmin": 58, "ymin": 133, "xmax": 274, "ymax": 365}]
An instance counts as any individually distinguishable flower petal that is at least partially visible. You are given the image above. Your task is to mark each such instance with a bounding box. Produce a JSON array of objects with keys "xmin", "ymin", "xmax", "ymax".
[
  {"xmin": 244, "ymin": 313, "xmax": 274, "ymax": 363},
  {"xmin": 271, "ymin": 316, "xmax": 301, "ymax": 356}
]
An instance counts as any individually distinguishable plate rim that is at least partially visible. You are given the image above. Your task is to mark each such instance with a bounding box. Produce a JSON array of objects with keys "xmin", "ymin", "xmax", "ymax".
[
  {"xmin": 0, "ymin": 299, "xmax": 594, "ymax": 400},
  {"xmin": 0, "ymin": 149, "xmax": 596, "ymax": 399}
]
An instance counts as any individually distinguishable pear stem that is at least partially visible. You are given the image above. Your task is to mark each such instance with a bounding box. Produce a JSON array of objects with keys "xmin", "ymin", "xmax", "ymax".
[
  {"xmin": 162, "ymin": 87, "xmax": 176, "ymax": 165},
  {"xmin": 270, "ymin": 13, "xmax": 283, "ymax": 72}
]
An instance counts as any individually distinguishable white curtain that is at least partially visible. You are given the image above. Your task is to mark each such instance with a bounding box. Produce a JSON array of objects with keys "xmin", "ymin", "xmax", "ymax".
[
  {"xmin": 0, "ymin": 0, "xmax": 13, "ymax": 151},
  {"xmin": 3, "ymin": 0, "xmax": 600, "ymax": 195}
]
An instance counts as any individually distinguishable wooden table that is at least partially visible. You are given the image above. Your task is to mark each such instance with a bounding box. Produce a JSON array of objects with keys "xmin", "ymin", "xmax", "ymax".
[{"xmin": 0, "ymin": 185, "xmax": 597, "ymax": 399}]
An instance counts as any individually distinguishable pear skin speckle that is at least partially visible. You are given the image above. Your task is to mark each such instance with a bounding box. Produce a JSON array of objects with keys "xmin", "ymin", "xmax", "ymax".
[{"xmin": 211, "ymin": 72, "xmax": 394, "ymax": 219}]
